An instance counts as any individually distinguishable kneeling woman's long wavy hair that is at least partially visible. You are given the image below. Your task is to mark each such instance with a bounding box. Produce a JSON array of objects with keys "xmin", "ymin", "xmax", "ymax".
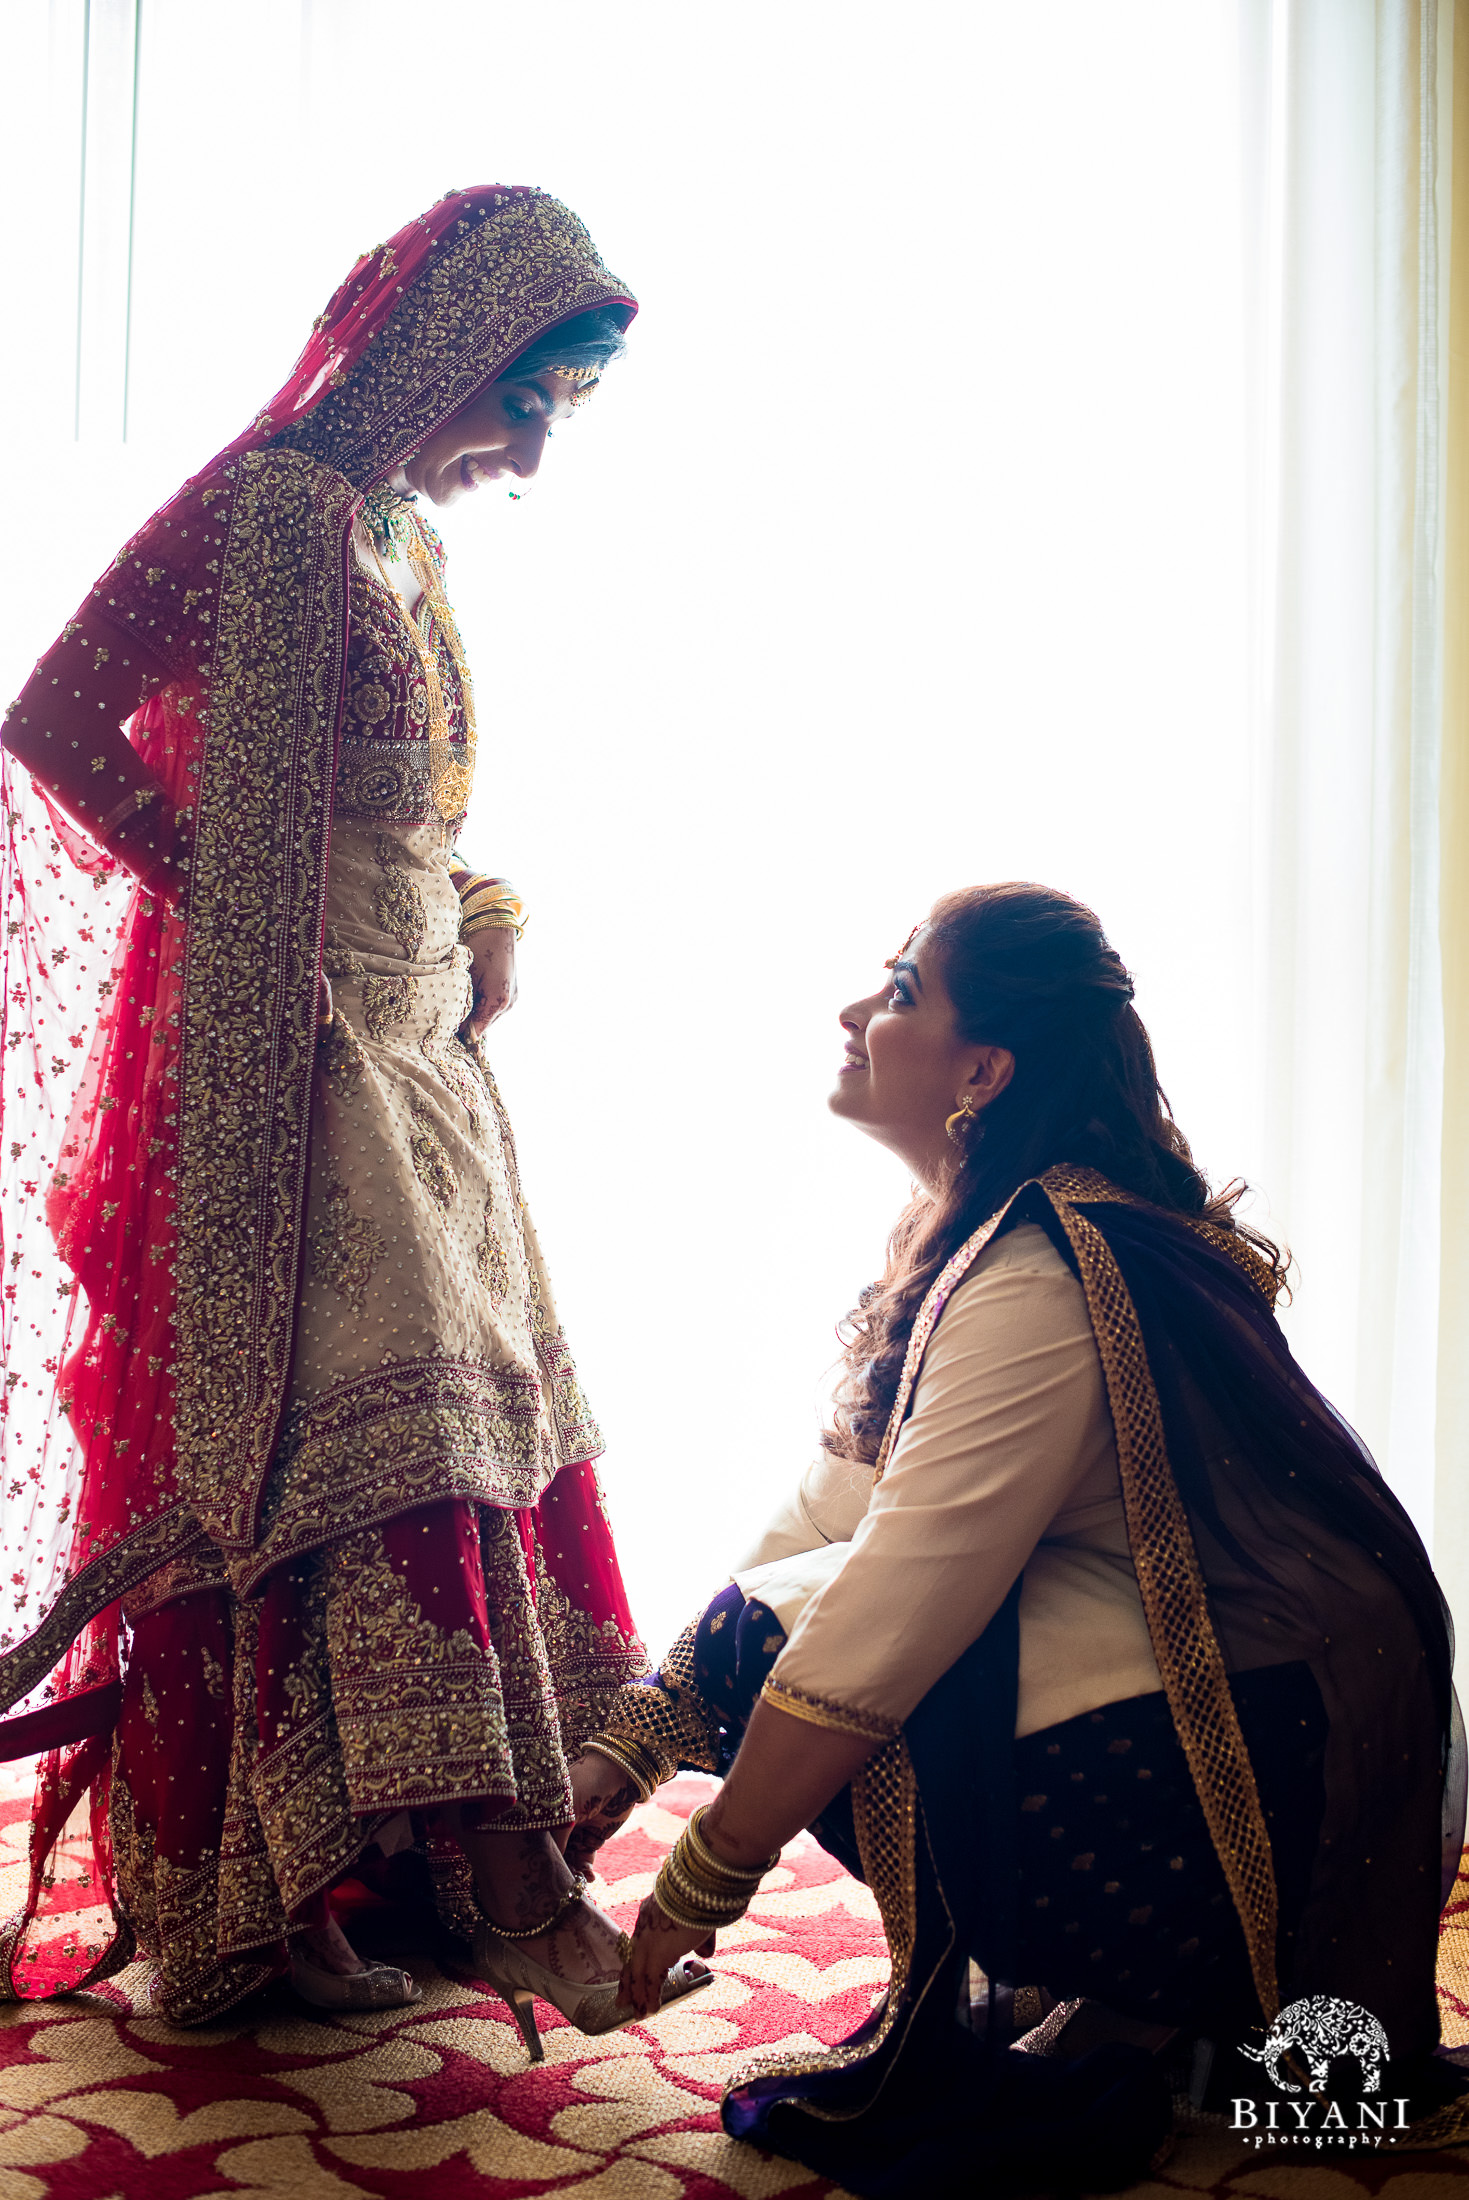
[{"xmin": 825, "ymin": 882, "xmax": 1285, "ymax": 1467}]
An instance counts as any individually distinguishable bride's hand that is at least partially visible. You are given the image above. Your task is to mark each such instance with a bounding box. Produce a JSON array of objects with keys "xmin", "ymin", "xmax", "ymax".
[
  {"xmin": 461, "ymin": 927, "xmax": 517, "ymax": 1041},
  {"xmin": 563, "ymin": 1750, "xmax": 641, "ymax": 1874},
  {"xmin": 618, "ymin": 1892, "xmax": 715, "ymax": 2017}
]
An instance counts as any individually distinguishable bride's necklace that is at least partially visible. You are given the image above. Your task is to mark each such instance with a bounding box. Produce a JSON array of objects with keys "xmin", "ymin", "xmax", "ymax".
[
  {"xmin": 360, "ymin": 482, "xmax": 419, "ymax": 560},
  {"xmin": 361, "ymin": 508, "xmax": 477, "ymax": 823}
]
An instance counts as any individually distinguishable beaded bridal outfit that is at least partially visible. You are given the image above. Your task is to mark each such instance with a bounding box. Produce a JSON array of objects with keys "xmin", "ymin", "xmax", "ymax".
[{"xmin": 0, "ymin": 187, "xmax": 644, "ymax": 2019}]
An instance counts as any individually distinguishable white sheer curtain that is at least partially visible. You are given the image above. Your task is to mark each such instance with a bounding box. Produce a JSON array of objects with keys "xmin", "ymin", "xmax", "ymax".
[
  {"xmin": 1239, "ymin": 0, "xmax": 1469, "ymax": 1646},
  {"xmin": 1, "ymin": 1, "xmax": 1464, "ymax": 1657}
]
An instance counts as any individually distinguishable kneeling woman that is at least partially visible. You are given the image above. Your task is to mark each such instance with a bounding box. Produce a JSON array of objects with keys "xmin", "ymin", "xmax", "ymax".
[{"xmin": 574, "ymin": 883, "xmax": 1460, "ymax": 2187}]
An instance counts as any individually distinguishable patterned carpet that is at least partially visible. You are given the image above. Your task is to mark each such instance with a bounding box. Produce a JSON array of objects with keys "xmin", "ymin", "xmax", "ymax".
[{"xmin": 5, "ymin": 1764, "xmax": 1469, "ymax": 2199}]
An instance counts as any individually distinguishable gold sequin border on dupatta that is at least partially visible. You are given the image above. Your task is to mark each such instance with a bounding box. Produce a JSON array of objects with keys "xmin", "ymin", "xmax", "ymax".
[
  {"xmin": 0, "ymin": 1511, "xmax": 203, "ymax": 1734},
  {"xmin": 720, "ymin": 1733, "xmax": 929, "ymax": 2119},
  {"xmin": 173, "ymin": 450, "xmax": 353, "ymax": 1552},
  {"xmin": 1036, "ymin": 1164, "xmax": 1279, "ymax": 2023}
]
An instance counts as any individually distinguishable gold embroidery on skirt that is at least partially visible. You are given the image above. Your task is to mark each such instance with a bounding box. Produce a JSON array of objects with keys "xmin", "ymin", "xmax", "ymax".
[
  {"xmin": 373, "ymin": 832, "xmax": 426, "ymax": 957},
  {"xmin": 421, "ymin": 1016, "xmax": 485, "ymax": 1139},
  {"xmin": 308, "ymin": 1171, "xmax": 387, "ymax": 1314},
  {"xmin": 320, "ymin": 1012, "xmax": 369, "ymax": 1091},
  {"xmin": 362, "ymin": 972, "xmax": 414, "ymax": 1040},
  {"xmin": 408, "ymin": 1089, "xmax": 457, "ymax": 1211},
  {"xmin": 476, "ymin": 1199, "xmax": 510, "ymax": 1308},
  {"xmin": 199, "ymin": 1639, "xmax": 226, "ymax": 1701},
  {"xmin": 321, "ymin": 927, "xmax": 366, "ymax": 982}
]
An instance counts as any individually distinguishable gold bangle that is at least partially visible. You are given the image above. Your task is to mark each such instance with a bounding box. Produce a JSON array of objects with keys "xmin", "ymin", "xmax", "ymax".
[
  {"xmin": 652, "ymin": 1855, "xmax": 749, "ymax": 1933},
  {"xmin": 460, "ymin": 908, "xmax": 525, "ymax": 942},
  {"xmin": 684, "ymin": 1805, "xmax": 778, "ymax": 1886},
  {"xmin": 581, "ymin": 1733, "xmax": 661, "ymax": 1805},
  {"xmin": 650, "ymin": 1806, "xmax": 778, "ymax": 1933}
]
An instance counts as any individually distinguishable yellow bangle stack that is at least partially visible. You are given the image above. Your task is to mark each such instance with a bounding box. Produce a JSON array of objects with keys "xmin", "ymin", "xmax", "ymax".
[
  {"xmin": 582, "ymin": 1732, "xmax": 664, "ymax": 1805},
  {"xmin": 651, "ymin": 1806, "xmax": 779, "ymax": 1934},
  {"xmin": 453, "ymin": 869, "xmax": 527, "ymax": 942}
]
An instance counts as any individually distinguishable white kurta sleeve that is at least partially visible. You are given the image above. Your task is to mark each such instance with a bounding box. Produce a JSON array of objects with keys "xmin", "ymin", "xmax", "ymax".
[
  {"xmin": 763, "ymin": 1223, "xmax": 1115, "ymax": 1740},
  {"xmin": 731, "ymin": 1449, "xmax": 877, "ymax": 1572}
]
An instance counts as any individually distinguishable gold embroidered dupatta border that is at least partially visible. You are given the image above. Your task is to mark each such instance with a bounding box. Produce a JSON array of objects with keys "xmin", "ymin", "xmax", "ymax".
[
  {"xmin": 0, "ymin": 453, "xmax": 355, "ymax": 1703},
  {"xmin": 174, "ymin": 450, "xmax": 353, "ymax": 1549}
]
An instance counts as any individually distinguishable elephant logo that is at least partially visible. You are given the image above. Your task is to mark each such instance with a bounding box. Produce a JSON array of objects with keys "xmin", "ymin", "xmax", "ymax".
[{"xmin": 1239, "ymin": 1995, "xmax": 1391, "ymax": 2095}]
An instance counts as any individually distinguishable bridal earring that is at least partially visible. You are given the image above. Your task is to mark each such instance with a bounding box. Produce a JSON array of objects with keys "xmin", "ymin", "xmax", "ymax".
[{"xmin": 945, "ymin": 1095, "xmax": 977, "ymax": 1145}]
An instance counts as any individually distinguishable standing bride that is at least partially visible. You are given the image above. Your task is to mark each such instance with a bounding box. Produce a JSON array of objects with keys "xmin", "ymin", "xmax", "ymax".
[{"xmin": 0, "ymin": 185, "xmax": 704, "ymax": 2043}]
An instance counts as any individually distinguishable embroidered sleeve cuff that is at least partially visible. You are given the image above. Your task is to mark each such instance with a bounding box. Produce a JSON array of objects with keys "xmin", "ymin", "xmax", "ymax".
[
  {"xmin": 581, "ymin": 1620, "xmax": 726, "ymax": 1780},
  {"xmin": 760, "ymin": 1677, "xmax": 901, "ymax": 1743}
]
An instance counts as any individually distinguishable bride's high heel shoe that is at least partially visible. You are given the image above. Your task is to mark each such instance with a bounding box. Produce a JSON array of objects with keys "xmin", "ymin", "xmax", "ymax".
[{"xmin": 471, "ymin": 1920, "xmax": 713, "ymax": 2063}]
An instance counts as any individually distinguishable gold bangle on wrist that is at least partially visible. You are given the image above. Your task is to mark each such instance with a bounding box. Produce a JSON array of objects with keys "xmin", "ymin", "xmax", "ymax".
[
  {"xmin": 460, "ymin": 908, "xmax": 525, "ymax": 942},
  {"xmin": 651, "ymin": 1806, "xmax": 779, "ymax": 1933},
  {"xmin": 582, "ymin": 1733, "xmax": 662, "ymax": 1805}
]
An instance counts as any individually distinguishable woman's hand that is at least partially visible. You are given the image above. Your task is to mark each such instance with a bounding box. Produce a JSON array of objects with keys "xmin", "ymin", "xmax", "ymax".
[
  {"xmin": 562, "ymin": 1749, "xmax": 642, "ymax": 1873},
  {"xmin": 461, "ymin": 926, "xmax": 517, "ymax": 1041},
  {"xmin": 618, "ymin": 1893, "xmax": 716, "ymax": 2017},
  {"xmin": 105, "ymin": 794, "xmax": 190, "ymax": 910}
]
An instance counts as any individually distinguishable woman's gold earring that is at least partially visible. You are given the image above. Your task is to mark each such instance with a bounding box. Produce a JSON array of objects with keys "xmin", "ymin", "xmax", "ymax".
[{"xmin": 945, "ymin": 1095, "xmax": 978, "ymax": 1146}]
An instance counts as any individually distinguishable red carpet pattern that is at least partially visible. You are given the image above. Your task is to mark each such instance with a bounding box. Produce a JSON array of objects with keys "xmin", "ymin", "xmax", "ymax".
[{"xmin": 4, "ymin": 1765, "xmax": 1469, "ymax": 2198}]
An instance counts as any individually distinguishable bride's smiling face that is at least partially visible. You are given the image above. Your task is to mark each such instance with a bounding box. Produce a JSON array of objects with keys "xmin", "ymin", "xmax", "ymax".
[
  {"xmin": 399, "ymin": 373, "xmax": 579, "ymax": 506},
  {"xmin": 829, "ymin": 925, "xmax": 1014, "ymax": 1184}
]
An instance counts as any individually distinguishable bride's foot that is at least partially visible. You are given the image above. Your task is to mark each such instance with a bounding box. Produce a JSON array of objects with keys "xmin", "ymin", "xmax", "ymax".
[
  {"xmin": 456, "ymin": 1824, "xmax": 712, "ymax": 2058},
  {"xmin": 292, "ymin": 1916, "xmax": 370, "ymax": 1976},
  {"xmin": 483, "ymin": 1881, "xmax": 630, "ymax": 1988},
  {"xmin": 470, "ymin": 1896, "xmax": 712, "ymax": 2060},
  {"xmin": 289, "ymin": 1916, "xmax": 421, "ymax": 2012}
]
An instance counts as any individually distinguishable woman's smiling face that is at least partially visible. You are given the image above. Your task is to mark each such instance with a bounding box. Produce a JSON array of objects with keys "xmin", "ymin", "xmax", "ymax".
[
  {"xmin": 399, "ymin": 372, "xmax": 579, "ymax": 506},
  {"xmin": 829, "ymin": 924, "xmax": 1014, "ymax": 1184}
]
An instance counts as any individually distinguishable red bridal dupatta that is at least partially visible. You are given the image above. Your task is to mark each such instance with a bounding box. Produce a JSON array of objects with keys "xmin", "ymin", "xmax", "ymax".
[{"xmin": 0, "ymin": 186, "xmax": 639, "ymax": 1997}]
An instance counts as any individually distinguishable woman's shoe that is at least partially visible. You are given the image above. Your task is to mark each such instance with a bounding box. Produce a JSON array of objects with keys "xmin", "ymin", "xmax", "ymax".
[
  {"xmin": 471, "ymin": 1923, "xmax": 713, "ymax": 2062},
  {"xmin": 290, "ymin": 1948, "xmax": 422, "ymax": 2011}
]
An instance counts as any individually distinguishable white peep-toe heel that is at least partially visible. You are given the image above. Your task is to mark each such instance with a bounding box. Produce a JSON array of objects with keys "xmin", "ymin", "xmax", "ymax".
[
  {"xmin": 469, "ymin": 1872, "xmax": 713, "ymax": 2062},
  {"xmin": 471, "ymin": 1924, "xmax": 712, "ymax": 2061},
  {"xmin": 290, "ymin": 1948, "xmax": 422, "ymax": 2011}
]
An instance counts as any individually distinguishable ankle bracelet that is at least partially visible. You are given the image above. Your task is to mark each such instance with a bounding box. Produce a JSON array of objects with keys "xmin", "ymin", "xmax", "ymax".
[{"xmin": 482, "ymin": 1871, "xmax": 589, "ymax": 1941}]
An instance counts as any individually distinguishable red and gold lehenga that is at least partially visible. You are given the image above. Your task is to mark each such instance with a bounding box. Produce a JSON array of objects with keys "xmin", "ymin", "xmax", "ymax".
[{"xmin": 0, "ymin": 187, "xmax": 646, "ymax": 2021}]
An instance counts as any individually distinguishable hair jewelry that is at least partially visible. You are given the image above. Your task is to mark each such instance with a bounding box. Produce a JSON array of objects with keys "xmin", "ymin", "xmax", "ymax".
[{"xmin": 545, "ymin": 363, "xmax": 600, "ymax": 407}]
